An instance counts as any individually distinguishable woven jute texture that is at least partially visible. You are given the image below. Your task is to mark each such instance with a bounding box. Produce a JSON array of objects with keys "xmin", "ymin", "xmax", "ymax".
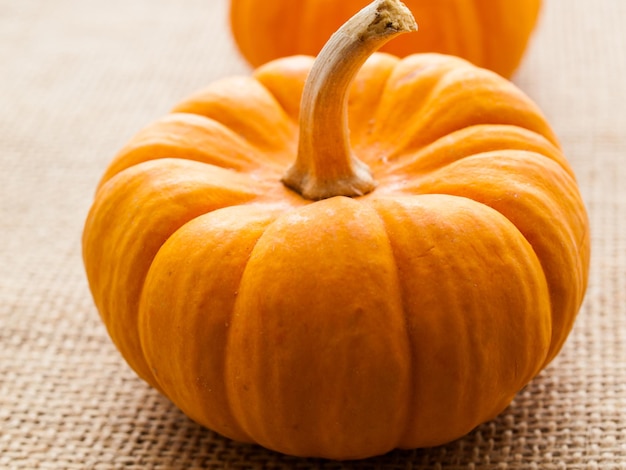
[{"xmin": 1, "ymin": 0, "xmax": 625, "ymax": 468}]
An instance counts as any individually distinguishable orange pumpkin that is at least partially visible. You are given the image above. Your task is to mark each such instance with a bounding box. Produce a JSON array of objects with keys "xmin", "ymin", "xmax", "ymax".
[
  {"xmin": 230, "ymin": 0, "xmax": 542, "ymax": 78},
  {"xmin": 83, "ymin": 0, "xmax": 589, "ymax": 460}
]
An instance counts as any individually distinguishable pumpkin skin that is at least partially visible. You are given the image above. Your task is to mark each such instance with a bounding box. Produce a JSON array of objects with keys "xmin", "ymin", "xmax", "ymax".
[
  {"xmin": 230, "ymin": 0, "xmax": 542, "ymax": 77},
  {"xmin": 83, "ymin": 4, "xmax": 588, "ymax": 459}
]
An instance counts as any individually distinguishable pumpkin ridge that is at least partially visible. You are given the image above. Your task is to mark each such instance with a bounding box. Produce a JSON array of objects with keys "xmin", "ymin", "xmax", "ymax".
[
  {"xmin": 374, "ymin": 124, "xmax": 572, "ymax": 183},
  {"xmin": 221, "ymin": 204, "xmax": 321, "ymax": 445},
  {"xmin": 224, "ymin": 198, "xmax": 412, "ymax": 458},
  {"xmin": 410, "ymin": 68, "xmax": 556, "ymax": 150},
  {"xmin": 374, "ymin": 191, "xmax": 549, "ymax": 322},
  {"xmin": 137, "ymin": 204, "xmax": 282, "ymax": 444},
  {"xmin": 99, "ymin": 113, "xmax": 274, "ymax": 187},
  {"xmin": 408, "ymin": 150, "xmax": 589, "ymax": 363},
  {"xmin": 84, "ymin": 159, "xmax": 261, "ymax": 391},
  {"xmin": 369, "ymin": 54, "xmax": 462, "ymax": 159},
  {"xmin": 221, "ymin": 208, "xmax": 282, "ymax": 444},
  {"xmin": 370, "ymin": 57, "xmax": 558, "ymax": 160},
  {"xmin": 368, "ymin": 199, "xmax": 417, "ymax": 447},
  {"xmin": 98, "ymin": 158, "xmax": 267, "ymax": 200},
  {"xmin": 172, "ymin": 75, "xmax": 298, "ymax": 162},
  {"xmin": 399, "ymin": 148, "xmax": 570, "ymax": 229},
  {"xmin": 367, "ymin": 194, "xmax": 552, "ymax": 447},
  {"xmin": 222, "ymin": 204, "xmax": 329, "ymax": 451},
  {"xmin": 253, "ymin": 56, "xmax": 315, "ymax": 123}
]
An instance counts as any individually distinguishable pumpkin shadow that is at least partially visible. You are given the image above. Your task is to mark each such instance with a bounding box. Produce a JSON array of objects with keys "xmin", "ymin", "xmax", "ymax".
[{"xmin": 121, "ymin": 366, "xmax": 565, "ymax": 469}]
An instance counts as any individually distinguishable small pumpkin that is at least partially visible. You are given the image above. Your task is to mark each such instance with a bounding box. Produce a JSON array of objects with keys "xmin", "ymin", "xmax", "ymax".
[
  {"xmin": 230, "ymin": 0, "xmax": 542, "ymax": 78},
  {"xmin": 83, "ymin": 0, "xmax": 589, "ymax": 460}
]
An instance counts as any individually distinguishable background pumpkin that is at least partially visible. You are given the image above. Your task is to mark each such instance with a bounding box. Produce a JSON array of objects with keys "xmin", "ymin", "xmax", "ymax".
[
  {"xmin": 83, "ymin": 0, "xmax": 589, "ymax": 460},
  {"xmin": 230, "ymin": 0, "xmax": 542, "ymax": 78}
]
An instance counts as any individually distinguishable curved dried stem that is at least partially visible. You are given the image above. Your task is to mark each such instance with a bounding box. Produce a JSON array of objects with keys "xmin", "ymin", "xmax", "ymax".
[{"xmin": 282, "ymin": 0, "xmax": 417, "ymax": 200}]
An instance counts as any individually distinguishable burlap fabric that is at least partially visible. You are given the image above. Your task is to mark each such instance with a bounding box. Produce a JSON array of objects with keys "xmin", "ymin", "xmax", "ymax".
[{"xmin": 1, "ymin": 0, "xmax": 625, "ymax": 468}]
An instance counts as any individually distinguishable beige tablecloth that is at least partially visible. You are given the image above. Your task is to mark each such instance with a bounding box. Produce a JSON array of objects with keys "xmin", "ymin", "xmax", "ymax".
[{"xmin": 2, "ymin": 0, "xmax": 625, "ymax": 468}]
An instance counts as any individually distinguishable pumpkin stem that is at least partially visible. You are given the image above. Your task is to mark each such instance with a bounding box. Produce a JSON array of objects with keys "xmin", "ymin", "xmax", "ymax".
[{"xmin": 281, "ymin": 0, "xmax": 417, "ymax": 200}]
